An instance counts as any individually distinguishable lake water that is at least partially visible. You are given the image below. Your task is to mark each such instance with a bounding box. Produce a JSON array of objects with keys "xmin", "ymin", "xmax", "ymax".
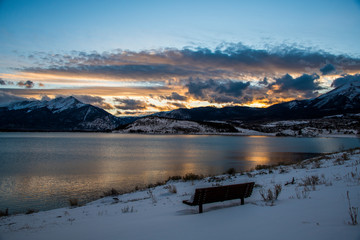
[{"xmin": 0, "ymin": 132, "xmax": 359, "ymax": 214}]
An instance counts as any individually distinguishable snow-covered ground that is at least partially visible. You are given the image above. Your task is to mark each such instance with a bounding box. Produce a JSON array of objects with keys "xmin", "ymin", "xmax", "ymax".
[
  {"xmin": 1, "ymin": 149, "xmax": 360, "ymax": 240},
  {"xmin": 262, "ymin": 120, "xmax": 310, "ymax": 127}
]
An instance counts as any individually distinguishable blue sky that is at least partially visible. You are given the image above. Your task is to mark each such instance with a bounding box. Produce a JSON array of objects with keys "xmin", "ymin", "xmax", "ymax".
[
  {"xmin": 2, "ymin": 0, "xmax": 360, "ymax": 54},
  {"xmin": 1, "ymin": 0, "xmax": 360, "ymax": 115}
]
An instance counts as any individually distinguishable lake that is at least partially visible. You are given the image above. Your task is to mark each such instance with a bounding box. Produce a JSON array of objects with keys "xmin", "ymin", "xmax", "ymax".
[{"xmin": 0, "ymin": 132, "xmax": 359, "ymax": 214}]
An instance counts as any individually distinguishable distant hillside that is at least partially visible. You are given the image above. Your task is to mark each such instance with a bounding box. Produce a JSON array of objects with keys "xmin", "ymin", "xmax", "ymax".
[{"xmin": 115, "ymin": 116, "xmax": 238, "ymax": 134}]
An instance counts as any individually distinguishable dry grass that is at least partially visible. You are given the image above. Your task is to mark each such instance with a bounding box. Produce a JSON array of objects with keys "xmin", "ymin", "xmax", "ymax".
[
  {"xmin": 347, "ymin": 191, "xmax": 358, "ymax": 225},
  {"xmin": 121, "ymin": 206, "xmax": 135, "ymax": 213},
  {"xmin": 164, "ymin": 184, "xmax": 177, "ymax": 194}
]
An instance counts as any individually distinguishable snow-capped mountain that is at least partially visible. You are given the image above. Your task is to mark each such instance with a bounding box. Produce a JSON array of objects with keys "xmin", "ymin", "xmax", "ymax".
[
  {"xmin": 7, "ymin": 96, "xmax": 86, "ymax": 113},
  {"xmin": 155, "ymin": 80, "xmax": 360, "ymax": 122},
  {"xmin": 309, "ymin": 80, "xmax": 360, "ymax": 110},
  {"xmin": 0, "ymin": 96, "xmax": 126, "ymax": 131},
  {"xmin": 1, "ymin": 80, "xmax": 359, "ymax": 132}
]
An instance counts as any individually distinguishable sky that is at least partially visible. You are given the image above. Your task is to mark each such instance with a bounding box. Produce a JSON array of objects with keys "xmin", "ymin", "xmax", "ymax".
[{"xmin": 1, "ymin": 0, "xmax": 360, "ymax": 116}]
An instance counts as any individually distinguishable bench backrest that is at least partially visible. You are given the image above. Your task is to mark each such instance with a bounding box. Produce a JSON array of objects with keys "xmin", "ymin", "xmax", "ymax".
[{"xmin": 192, "ymin": 182, "xmax": 255, "ymax": 205}]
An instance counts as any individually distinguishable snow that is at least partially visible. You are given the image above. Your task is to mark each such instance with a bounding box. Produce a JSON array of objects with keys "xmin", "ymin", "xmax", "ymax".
[
  {"xmin": 262, "ymin": 120, "xmax": 309, "ymax": 128},
  {"xmin": 313, "ymin": 81, "xmax": 360, "ymax": 108},
  {"xmin": 46, "ymin": 97, "xmax": 86, "ymax": 113},
  {"xmin": 1, "ymin": 149, "xmax": 360, "ymax": 240},
  {"xmin": 79, "ymin": 116, "xmax": 118, "ymax": 130},
  {"xmin": 117, "ymin": 117, "xmax": 221, "ymax": 134},
  {"xmin": 7, "ymin": 97, "xmax": 86, "ymax": 113},
  {"xmin": 234, "ymin": 127, "xmax": 275, "ymax": 136},
  {"xmin": 287, "ymin": 101, "xmax": 299, "ymax": 109}
]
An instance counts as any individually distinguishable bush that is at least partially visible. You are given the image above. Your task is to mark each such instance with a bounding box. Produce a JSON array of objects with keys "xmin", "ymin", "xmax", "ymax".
[
  {"xmin": 164, "ymin": 184, "xmax": 177, "ymax": 194},
  {"xmin": 259, "ymin": 184, "xmax": 282, "ymax": 203},
  {"xmin": 334, "ymin": 158, "xmax": 345, "ymax": 165},
  {"xmin": 295, "ymin": 186, "xmax": 310, "ymax": 199},
  {"xmin": 69, "ymin": 198, "xmax": 79, "ymax": 207},
  {"xmin": 26, "ymin": 209, "xmax": 38, "ymax": 215},
  {"xmin": 0, "ymin": 208, "xmax": 9, "ymax": 217},
  {"xmin": 312, "ymin": 161, "xmax": 321, "ymax": 169},
  {"xmin": 147, "ymin": 181, "xmax": 165, "ymax": 189},
  {"xmin": 342, "ymin": 153, "xmax": 350, "ymax": 161},
  {"xmin": 349, "ymin": 167, "xmax": 360, "ymax": 182},
  {"xmin": 301, "ymin": 175, "xmax": 320, "ymax": 189},
  {"xmin": 167, "ymin": 175, "xmax": 182, "ymax": 182},
  {"xmin": 147, "ymin": 190, "xmax": 157, "ymax": 204},
  {"xmin": 208, "ymin": 176, "xmax": 227, "ymax": 182},
  {"xmin": 226, "ymin": 168, "xmax": 236, "ymax": 175},
  {"xmin": 255, "ymin": 165, "xmax": 271, "ymax": 170},
  {"xmin": 183, "ymin": 173, "xmax": 204, "ymax": 181},
  {"xmin": 103, "ymin": 188, "xmax": 120, "ymax": 197}
]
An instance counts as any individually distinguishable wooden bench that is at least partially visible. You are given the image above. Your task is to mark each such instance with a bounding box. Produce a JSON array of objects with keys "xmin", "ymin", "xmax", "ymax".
[{"xmin": 183, "ymin": 182, "xmax": 255, "ymax": 213}]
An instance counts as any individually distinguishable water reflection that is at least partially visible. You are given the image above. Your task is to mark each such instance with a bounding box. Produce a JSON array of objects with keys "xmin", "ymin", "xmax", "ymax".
[{"xmin": 0, "ymin": 133, "xmax": 359, "ymax": 213}]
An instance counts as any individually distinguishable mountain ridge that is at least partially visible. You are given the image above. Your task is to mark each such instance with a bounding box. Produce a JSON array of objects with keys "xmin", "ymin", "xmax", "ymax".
[
  {"xmin": 0, "ymin": 80, "xmax": 359, "ymax": 131},
  {"xmin": 0, "ymin": 96, "xmax": 129, "ymax": 131},
  {"xmin": 155, "ymin": 80, "xmax": 360, "ymax": 121}
]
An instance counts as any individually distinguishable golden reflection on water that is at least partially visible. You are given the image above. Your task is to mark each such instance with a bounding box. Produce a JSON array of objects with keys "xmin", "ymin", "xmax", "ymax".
[
  {"xmin": 238, "ymin": 136, "xmax": 272, "ymax": 168},
  {"xmin": 244, "ymin": 136, "xmax": 271, "ymax": 166}
]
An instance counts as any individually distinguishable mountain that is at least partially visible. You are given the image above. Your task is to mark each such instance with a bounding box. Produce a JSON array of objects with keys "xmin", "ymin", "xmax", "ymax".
[
  {"xmin": 155, "ymin": 81, "xmax": 360, "ymax": 122},
  {"xmin": 115, "ymin": 116, "xmax": 238, "ymax": 134},
  {"xmin": 308, "ymin": 80, "xmax": 360, "ymax": 111},
  {"xmin": 0, "ymin": 80, "xmax": 359, "ymax": 132},
  {"xmin": 0, "ymin": 96, "xmax": 126, "ymax": 131}
]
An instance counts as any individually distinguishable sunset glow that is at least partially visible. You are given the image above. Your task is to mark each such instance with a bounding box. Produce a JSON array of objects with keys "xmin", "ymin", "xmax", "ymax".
[{"xmin": 1, "ymin": 0, "xmax": 360, "ymax": 115}]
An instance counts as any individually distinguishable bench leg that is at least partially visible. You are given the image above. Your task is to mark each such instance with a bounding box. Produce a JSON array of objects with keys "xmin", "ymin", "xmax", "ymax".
[
  {"xmin": 199, "ymin": 204, "xmax": 203, "ymax": 213},
  {"xmin": 241, "ymin": 197, "xmax": 244, "ymax": 205}
]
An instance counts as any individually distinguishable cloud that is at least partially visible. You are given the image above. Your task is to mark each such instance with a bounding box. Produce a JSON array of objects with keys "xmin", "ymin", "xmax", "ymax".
[
  {"xmin": 272, "ymin": 73, "xmax": 321, "ymax": 91},
  {"xmin": 114, "ymin": 98, "xmax": 148, "ymax": 110},
  {"xmin": 320, "ymin": 64, "xmax": 336, "ymax": 75},
  {"xmin": 331, "ymin": 74, "xmax": 360, "ymax": 88},
  {"xmin": 269, "ymin": 73, "xmax": 323, "ymax": 99},
  {"xmin": 0, "ymin": 78, "xmax": 15, "ymax": 85},
  {"xmin": 20, "ymin": 43, "xmax": 360, "ymax": 83},
  {"xmin": 17, "ymin": 80, "xmax": 34, "ymax": 88},
  {"xmin": 186, "ymin": 79, "xmax": 251, "ymax": 103},
  {"xmin": 259, "ymin": 77, "xmax": 268, "ymax": 85},
  {"xmin": 0, "ymin": 86, "xmax": 173, "ymax": 98},
  {"xmin": 117, "ymin": 110, "xmax": 154, "ymax": 116},
  {"xmin": 5, "ymin": 43, "xmax": 360, "ymax": 113},
  {"xmin": 160, "ymin": 92, "xmax": 188, "ymax": 101},
  {"xmin": 73, "ymin": 95, "xmax": 114, "ymax": 110},
  {"xmin": 170, "ymin": 102, "xmax": 188, "ymax": 109},
  {"xmin": 0, "ymin": 91, "xmax": 27, "ymax": 106}
]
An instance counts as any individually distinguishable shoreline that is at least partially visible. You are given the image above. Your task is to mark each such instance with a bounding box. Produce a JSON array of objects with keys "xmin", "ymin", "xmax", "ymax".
[
  {"xmin": 1, "ymin": 148, "xmax": 360, "ymax": 240},
  {"xmin": 1, "ymin": 129, "xmax": 359, "ymax": 139},
  {"xmin": 0, "ymin": 147, "xmax": 359, "ymax": 216},
  {"xmin": 0, "ymin": 148, "xmax": 360, "ymax": 214}
]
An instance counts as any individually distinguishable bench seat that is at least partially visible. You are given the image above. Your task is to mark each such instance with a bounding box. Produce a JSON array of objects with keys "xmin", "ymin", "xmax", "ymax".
[{"xmin": 183, "ymin": 182, "xmax": 255, "ymax": 213}]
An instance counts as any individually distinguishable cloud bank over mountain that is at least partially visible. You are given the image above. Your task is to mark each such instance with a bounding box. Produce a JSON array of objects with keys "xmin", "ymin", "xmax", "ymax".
[{"xmin": 1, "ymin": 43, "xmax": 360, "ymax": 115}]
